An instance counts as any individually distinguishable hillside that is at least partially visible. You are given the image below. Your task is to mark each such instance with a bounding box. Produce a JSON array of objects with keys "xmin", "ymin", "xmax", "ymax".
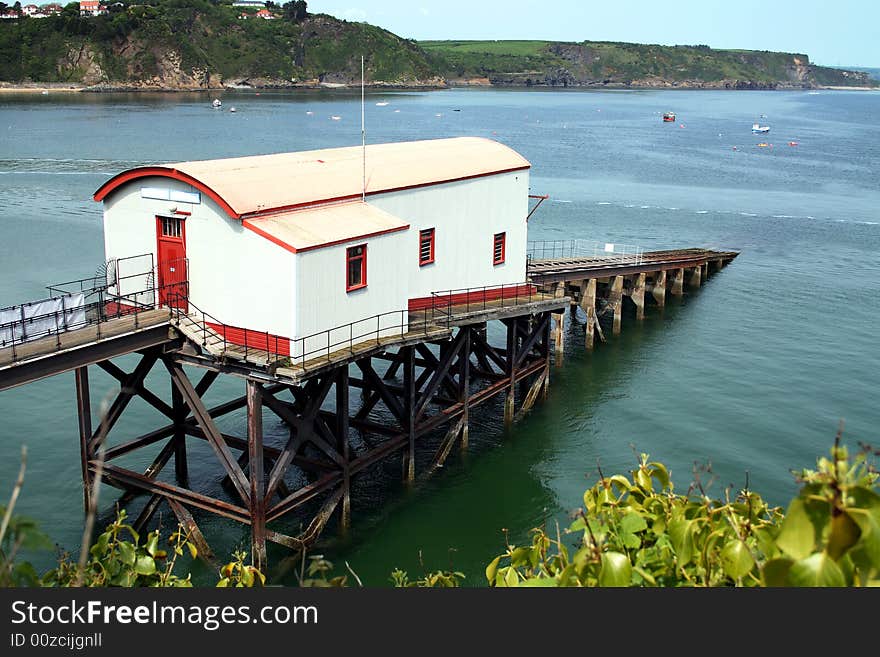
[
  {"xmin": 0, "ymin": 3, "xmax": 873, "ymax": 90},
  {"xmin": 0, "ymin": 1, "xmax": 441, "ymax": 89},
  {"xmin": 421, "ymin": 40, "xmax": 878, "ymax": 89}
]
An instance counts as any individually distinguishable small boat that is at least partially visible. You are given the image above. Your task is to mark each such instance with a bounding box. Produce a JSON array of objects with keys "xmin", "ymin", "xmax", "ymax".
[
  {"xmin": 757, "ymin": 142, "xmax": 770, "ymax": 148},
  {"xmin": 788, "ymin": 141, "xmax": 798, "ymax": 146},
  {"xmin": 330, "ymin": 115, "xmax": 341, "ymax": 121},
  {"xmin": 211, "ymin": 98, "xmax": 222, "ymax": 108},
  {"xmin": 752, "ymin": 122, "xmax": 770, "ymax": 134},
  {"xmin": 375, "ymin": 101, "xmax": 389, "ymax": 107},
  {"xmin": 663, "ymin": 111, "xmax": 675, "ymax": 122},
  {"xmin": 229, "ymin": 107, "xmax": 236, "ymax": 113}
]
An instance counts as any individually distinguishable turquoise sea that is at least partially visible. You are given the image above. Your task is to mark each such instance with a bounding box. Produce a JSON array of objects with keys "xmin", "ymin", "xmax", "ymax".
[{"xmin": 0, "ymin": 87, "xmax": 877, "ymax": 584}]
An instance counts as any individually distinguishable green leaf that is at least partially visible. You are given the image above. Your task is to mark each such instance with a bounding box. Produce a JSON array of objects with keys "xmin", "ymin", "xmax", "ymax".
[
  {"xmin": 668, "ymin": 517, "xmax": 695, "ymax": 565},
  {"xmin": 720, "ymin": 540, "xmax": 755, "ymax": 580},
  {"xmin": 620, "ymin": 511, "xmax": 648, "ymax": 536},
  {"xmin": 145, "ymin": 532, "xmax": 160, "ymax": 557},
  {"xmin": 598, "ymin": 552, "xmax": 632, "ymax": 587},
  {"xmin": 187, "ymin": 542, "xmax": 198, "ymax": 560},
  {"xmin": 776, "ymin": 498, "xmax": 817, "ymax": 559},
  {"xmin": 134, "ymin": 555, "xmax": 157, "ymax": 576},
  {"xmin": 762, "ymin": 558, "xmax": 794, "ymax": 586},
  {"xmin": 826, "ymin": 511, "xmax": 861, "ymax": 560},
  {"xmin": 485, "ymin": 556, "xmax": 502, "ymax": 584},
  {"xmin": 518, "ymin": 577, "xmax": 559, "ymax": 587},
  {"xmin": 504, "ymin": 567, "xmax": 519, "ymax": 588},
  {"xmin": 118, "ymin": 541, "xmax": 136, "ymax": 567},
  {"xmin": 787, "ymin": 553, "xmax": 846, "ymax": 587},
  {"xmin": 648, "ymin": 462, "xmax": 671, "ymax": 489}
]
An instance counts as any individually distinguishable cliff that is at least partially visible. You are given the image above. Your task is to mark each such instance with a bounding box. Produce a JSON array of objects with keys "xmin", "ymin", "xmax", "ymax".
[{"xmin": 422, "ymin": 40, "xmax": 877, "ymax": 89}]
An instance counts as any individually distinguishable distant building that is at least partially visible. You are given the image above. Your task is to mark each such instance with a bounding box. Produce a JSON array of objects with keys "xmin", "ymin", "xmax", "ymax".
[
  {"xmin": 22, "ymin": 4, "xmax": 40, "ymax": 15},
  {"xmin": 79, "ymin": 1, "xmax": 107, "ymax": 16},
  {"xmin": 232, "ymin": 1, "xmax": 266, "ymax": 7},
  {"xmin": 42, "ymin": 3, "xmax": 64, "ymax": 15},
  {"xmin": 255, "ymin": 8, "xmax": 275, "ymax": 19},
  {"xmin": 0, "ymin": 10, "xmax": 18, "ymax": 19}
]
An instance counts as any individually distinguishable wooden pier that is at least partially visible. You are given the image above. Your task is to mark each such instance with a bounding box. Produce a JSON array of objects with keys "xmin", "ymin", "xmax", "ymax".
[
  {"xmin": 528, "ymin": 247, "xmax": 739, "ymax": 353},
  {"xmin": 0, "ymin": 247, "xmax": 737, "ymax": 569}
]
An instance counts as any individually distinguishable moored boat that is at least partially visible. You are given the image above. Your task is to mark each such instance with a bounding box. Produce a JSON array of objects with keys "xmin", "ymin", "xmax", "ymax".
[{"xmin": 663, "ymin": 111, "xmax": 675, "ymax": 122}]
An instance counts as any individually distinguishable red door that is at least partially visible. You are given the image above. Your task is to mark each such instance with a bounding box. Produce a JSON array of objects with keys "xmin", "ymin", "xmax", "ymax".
[{"xmin": 156, "ymin": 215, "xmax": 188, "ymax": 310}]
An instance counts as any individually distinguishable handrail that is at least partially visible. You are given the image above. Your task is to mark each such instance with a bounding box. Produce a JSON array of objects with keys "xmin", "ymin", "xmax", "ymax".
[{"xmin": 527, "ymin": 239, "xmax": 644, "ymax": 264}]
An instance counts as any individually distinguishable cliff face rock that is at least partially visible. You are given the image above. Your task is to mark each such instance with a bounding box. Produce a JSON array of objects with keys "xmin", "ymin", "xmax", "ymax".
[{"xmin": 58, "ymin": 44, "xmax": 106, "ymax": 86}]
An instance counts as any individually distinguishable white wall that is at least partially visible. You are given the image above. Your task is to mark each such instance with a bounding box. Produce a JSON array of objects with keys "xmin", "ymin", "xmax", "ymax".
[
  {"xmin": 293, "ymin": 231, "xmax": 408, "ymax": 361},
  {"xmin": 368, "ymin": 170, "xmax": 529, "ymax": 300},
  {"xmin": 102, "ymin": 177, "xmax": 295, "ymax": 338}
]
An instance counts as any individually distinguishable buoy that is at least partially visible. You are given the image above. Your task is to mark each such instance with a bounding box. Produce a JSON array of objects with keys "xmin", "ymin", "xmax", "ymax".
[{"xmin": 679, "ymin": 123, "xmax": 685, "ymax": 128}]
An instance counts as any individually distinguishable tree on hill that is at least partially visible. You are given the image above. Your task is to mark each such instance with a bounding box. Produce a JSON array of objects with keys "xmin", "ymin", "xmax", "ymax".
[{"xmin": 282, "ymin": 0, "xmax": 306, "ymax": 22}]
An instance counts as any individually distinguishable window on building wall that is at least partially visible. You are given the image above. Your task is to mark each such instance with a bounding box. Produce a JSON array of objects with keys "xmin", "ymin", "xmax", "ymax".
[
  {"xmin": 419, "ymin": 228, "xmax": 435, "ymax": 266},
  {"xmin": 161, "ymin": 216, "xmax": 183, "ymax": 238},
  {"xmin": 493, "ymin": 232, "xmax": 506, "ymax": 265},
  {"xmin": 346, "ymin": 244, "xmax": 367, "ymax": 291}
]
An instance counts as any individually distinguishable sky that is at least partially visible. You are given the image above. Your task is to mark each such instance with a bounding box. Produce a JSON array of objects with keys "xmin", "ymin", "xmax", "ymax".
[{"xmin": 306, "ymin": 0, "xmax": 880, "ymax": 67}]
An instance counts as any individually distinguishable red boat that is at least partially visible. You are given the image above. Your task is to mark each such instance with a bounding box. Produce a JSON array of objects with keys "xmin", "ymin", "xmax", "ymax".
[{"xmin": 663, "ymin": 111, "xmax": 675, "ymax": 122}]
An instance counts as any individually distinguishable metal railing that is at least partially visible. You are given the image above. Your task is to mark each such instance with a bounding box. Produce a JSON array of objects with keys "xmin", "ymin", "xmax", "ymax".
[
  {"xmin": 0, "ymin": 253, "xmax": 183, "ymax": 364},
  {"xmin": 527, "ymin": 239, "xmax": 644, "ymax": 264},
  {"xmin": 428, "ymin": 282, "xmax": 556, "ymax": 323}
]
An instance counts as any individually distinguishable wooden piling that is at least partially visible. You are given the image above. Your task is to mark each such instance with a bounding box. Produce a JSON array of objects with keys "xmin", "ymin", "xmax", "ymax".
[
  {"xmin": 74, "ymin": 366, "xmax": 92, "ymax": 513},
  {"xmin": 652, "ymin": 270, "xmax": 666, "ymax": 307},
  {"xmin": 632, "ymin": 273, "xmax": 646, "ymax": 321},
  {"xmin": 402, "ymin": 346, "xmax": 416, "ymax": 482},
  {"xmin": 246, "ymin": 381, "xmax": 266, "ymax": 571},
  {"xmin": 335, "ymin": 367, "xmax": 351, "ymax": 532},
  {"xmin": 611, "ymin": 275, "xmax": 624, "ymax": 335},
  {"xmin": 672, "ymin": 267, "xmax": 685, "ymax": 296},
  {"xmin": 504, "ymin": 319, "xmax": 516, "ymax": 426},
  {"xmin": 580, "ymin": 278, "xmax": 597, "ymax": 350},
  {"xmin": 171, "ymin": 381, "xmax": 188, "ymax": 485},
  {"xmin": 689, "ymin": 265, "xmax": 702, "ymax": 288}
]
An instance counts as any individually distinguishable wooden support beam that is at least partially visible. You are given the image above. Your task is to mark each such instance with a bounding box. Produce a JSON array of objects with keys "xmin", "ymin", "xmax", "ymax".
[
  {"xmin": 167, "ymin": 498, "xmax": 215, "ymax": 563},
  {"xmin": 652, "ymin": 270, "xmax": 667, "ymax": 308},
  {"xmin": 713, "ymin": 258, "xmax": 724, "ymax": 273},
  {"xmin": 632, "ymin": 272, "xmax": 646, "ymax": 321},
  {"xmin": 689, "ymin": 265, "xmax": 702, "ymax": 288},
  {"xmin": 165, "ymin": 361, "xmax": 251, "ymax": 506},
  {"xmin": 75, "ymin": 366, "xmax": 92, "ymax": 512},
  {"xmin": 402, "ymin": 347, "xmax": 416, "ymax": 482},
  {"xmin": 515, "ymin": 368, "xmax": 548, "ymax": 422},
  {"xmin": 672, "ymin": 267, "xmax": 685, "ymax": 296},
  {"xmin": 611, "ymin": 275, "xmax": 624, "ymax": 335},
  {"xmin": 415, "ymin": 334, "xmax": 462, "ymax": 421},
  {"xmin": 427, "ymin": 416, "xmax": 465, "ymax": 476},
  {"xmin": 580, "ymin": 279, "xmax": 597, "ymax": 351},
  {"xmin": 357, "ymin": 359, "xmax": 406, "ymax": 423},
  {"xmin": 171, "ymin": 377, "xmax": 188, "ymax": 485},
  {"xmin": 247, "ymin": 381, "xmax": 267, "ymax": 571},
  {"xmin": 336, "ymin": 368, "xmax": 351, "ymax": 532},
  {"xmin": 541, "ymin": 312, "xmax": 552, "ymax": 401},
  {"xmin": 89, "ymin": 351, "xmax": 159, "ymax": 451},
  {"xmin": 133, "ymin": 493, "xmax": 163, "ymax": 535},
  {"xmin": 459, "ymin": 328, "xmax": 471, "ymax": 449},
  {"xmin": 97, "ymin": 359, "xmax": 174, "ymax": 419},
  {"xmin": 504, "ymin": 317, "xmax": 516, "ymax": 426}
]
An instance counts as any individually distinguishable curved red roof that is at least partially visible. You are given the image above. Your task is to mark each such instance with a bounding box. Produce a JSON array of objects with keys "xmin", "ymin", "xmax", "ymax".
[{"xmin": 93, "ymin": 137, "xmax": 531, "ymax": 219}]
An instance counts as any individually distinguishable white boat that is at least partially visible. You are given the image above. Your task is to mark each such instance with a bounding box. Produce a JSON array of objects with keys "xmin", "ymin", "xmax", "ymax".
[
  {"xmin": 375, "ymin": 101, "xmax": 389, "ymax": 107},
  {"xmin": 212, "ymin": 98, "xmax": 222, "ymax": 108},
  {"xmin": 752, "ymin": 122, "xmax": 770, "ymax": 134}
]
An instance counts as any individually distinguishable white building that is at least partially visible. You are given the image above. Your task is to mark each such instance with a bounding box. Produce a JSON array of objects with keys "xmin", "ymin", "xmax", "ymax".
[{"xmin": 93, "ymin": 137, "xmax": 531, "ymax": 358}]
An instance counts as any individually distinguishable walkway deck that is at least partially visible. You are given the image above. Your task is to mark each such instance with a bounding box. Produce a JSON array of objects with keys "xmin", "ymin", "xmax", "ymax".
[
  {"xmin": 528, "ymin": 248, "xmax": 739, "ymax": 284},
  {"xmin": 0, "ymin": 309, "xmax": 174, "ymax": 391}
]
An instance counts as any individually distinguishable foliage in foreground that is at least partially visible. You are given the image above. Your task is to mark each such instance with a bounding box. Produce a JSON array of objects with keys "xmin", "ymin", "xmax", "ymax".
[
  {"xmin": 2, "ymin": 435, "xmax": 877, "ymax": 587},
  {"xmin": 486, "ymin": 436, "xmax": 879, "ymax": 586}
]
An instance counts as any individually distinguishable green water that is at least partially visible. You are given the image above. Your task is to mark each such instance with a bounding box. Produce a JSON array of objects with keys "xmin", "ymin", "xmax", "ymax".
[{"xmin": 0, "ymin": 88, "xmax": 877, "ymax": 585}]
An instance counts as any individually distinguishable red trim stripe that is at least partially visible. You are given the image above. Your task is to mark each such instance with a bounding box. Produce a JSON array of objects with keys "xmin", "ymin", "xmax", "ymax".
[
  {"xmin": 206, "ymin": 321, "xmax": 291, "ymax": 357},
  {"xmin": 93, "ymin": 167, "xmax": 240, "ymax": 219},
  {"xmin": 408, "ymin": 284, "xmax": 536, "ymax": 312}
]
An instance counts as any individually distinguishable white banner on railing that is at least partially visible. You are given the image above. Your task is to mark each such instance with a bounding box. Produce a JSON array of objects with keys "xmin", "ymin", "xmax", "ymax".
[{"xmin": 0, "ymin": 292, "xmax": 86, "ymax": 347}]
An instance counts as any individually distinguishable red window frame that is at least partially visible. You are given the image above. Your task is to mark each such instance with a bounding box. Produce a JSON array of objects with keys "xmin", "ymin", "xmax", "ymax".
[
  {"xmin": 419, "ymin": 228, "xmax": 435, "ymax": 266},
  {"xmin": 346, "ymin": 244, "xmax": 367, "ymax": 292},
  {"xmin": 493, "ymin": 232, "xmax": 506, "ymax": 265}
]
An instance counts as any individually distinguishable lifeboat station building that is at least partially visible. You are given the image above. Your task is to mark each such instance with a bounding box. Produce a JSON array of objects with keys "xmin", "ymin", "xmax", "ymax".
[{"xmin": 93, "ymin": 137, "xmax": 532, "ymax": 358}]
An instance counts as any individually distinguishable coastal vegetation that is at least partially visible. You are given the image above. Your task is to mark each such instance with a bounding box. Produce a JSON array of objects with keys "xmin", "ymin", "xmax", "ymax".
[
  {"xmin": 421, "ymin": 39, "xmax": 878, "ymax": 89},
  {"xmin": 0, "ymin": 1, "xmax": 873, "ymax": 89},
  {"xmin": 2, "ymin": 432, "xmax": 877, "ymax": 587}
]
